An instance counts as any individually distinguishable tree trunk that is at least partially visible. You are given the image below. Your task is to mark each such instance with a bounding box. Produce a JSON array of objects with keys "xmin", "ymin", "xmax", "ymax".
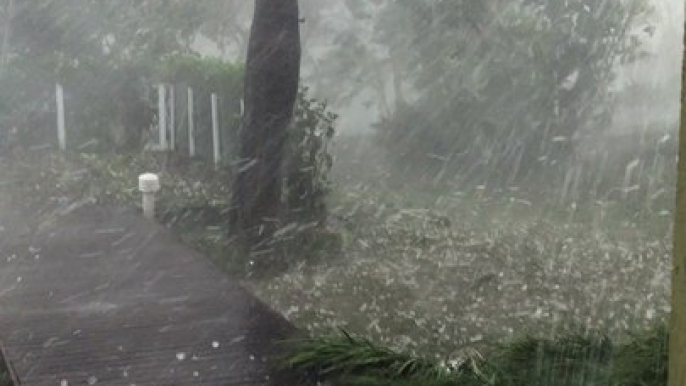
[
  {"xmin": 669, "ymin": 15, "xmax": 686, "ymax": 386},
  {"xmin": 230, "ymin": 0, "xmax": 301, "ymax": 250}
]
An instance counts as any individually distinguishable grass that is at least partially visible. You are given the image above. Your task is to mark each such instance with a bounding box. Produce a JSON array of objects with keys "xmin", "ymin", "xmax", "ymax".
[
  {"xmin": 0, "ymin": 344, "xmax": 14, "ymax": 386},
  {"xmin": 285, "ymin": 329, "xmax": 456, "ymax": 385},
  {"xmin": 283, "ymin": 324, "xmax": 668, "ymax": 386},
  {"xmin": 1, "ymin": 147, "xmax": 675, "ymax": 385},
  {"xmin": 0, "ymin": 367, "xmax": 11, "ymax": 385},
  {"xmin": 0, "ymin": 364, "xmax": 11, "ymax": 386}
]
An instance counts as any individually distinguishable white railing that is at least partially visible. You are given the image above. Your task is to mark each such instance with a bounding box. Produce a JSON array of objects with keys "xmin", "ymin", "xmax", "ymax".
[{"xmin": 53, "ymin": 82, "xmax": 239, "ymax": 164}]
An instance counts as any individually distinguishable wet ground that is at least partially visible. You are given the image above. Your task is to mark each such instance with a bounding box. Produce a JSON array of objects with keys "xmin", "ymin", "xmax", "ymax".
[{"xmin": 0, "ymin": 197, "xmax": 311, "ymax": 385}]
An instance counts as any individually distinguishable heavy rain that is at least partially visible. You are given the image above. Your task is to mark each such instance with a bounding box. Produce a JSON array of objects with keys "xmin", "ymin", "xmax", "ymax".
[{"xmin": 0, "ymin": 0, "xmax": 684, "ymax": 385}]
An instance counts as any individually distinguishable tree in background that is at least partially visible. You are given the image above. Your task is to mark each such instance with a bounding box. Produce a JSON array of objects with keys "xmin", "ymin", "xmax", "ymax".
[
  {"xmin": 296, "ymin": 0, "xmax": 652, "ymax": 195},
  {"xmin": 0, "ymin": 0, "xmax": 206, "ymax": 151},
  {"xmin": 194, "ymin": 1, "xmax": 253, "ymax": 60},
  {"xmin": 669, "ymin": 13, "xmax": 686, "ymax": 386},
  {"xmin": 229, "ymin": 0, "xmax": 301, "ymax": 250},
  {"xmin": 372, "ymin": 0, "xmax": 652, "ymax": 189}
]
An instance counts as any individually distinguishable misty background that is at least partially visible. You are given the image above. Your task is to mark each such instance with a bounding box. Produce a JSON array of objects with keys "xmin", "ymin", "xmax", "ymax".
[
  {"xmin": 0, "ymin": 0, "xmax": 682, "ymax": 201},
  {"xmin": 0, "ymin": 0, "xmax": 683, "ymax": 380}
]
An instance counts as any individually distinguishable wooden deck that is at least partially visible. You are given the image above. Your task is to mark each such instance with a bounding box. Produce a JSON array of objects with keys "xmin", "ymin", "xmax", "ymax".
[{"xmin": 0, "ymin": 203, "xmax": 311, "ymax": 385}]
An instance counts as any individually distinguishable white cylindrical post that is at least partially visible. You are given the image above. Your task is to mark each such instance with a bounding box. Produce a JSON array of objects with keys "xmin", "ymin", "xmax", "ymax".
[
  {"xmin": 56, "ymin": 83, "xmax": 66, "ymax": 151},
  {"xmin": 157, "ymin": 84, "xmax": 167, "ymax": 150},
  {"xmin": 142, "ymin": 193, "xmax": 155, "ymax": 219},
  {"xmin": 211, "ymin": 93, "xmax": 220, "ymax": 166},
  {"xmin": 169, "ymin": 85, "xmax": 175, "ymax": 151},
  {"xmin": 188, "ymin": 87, "xmax": 195, "ymax": 157},
  {"xmin": 138, "ymin": 173, "xmax": 160, "ymax": 220}
]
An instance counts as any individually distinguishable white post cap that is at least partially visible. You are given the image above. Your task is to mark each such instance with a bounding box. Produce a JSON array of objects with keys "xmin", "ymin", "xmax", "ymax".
[{"xmin": 138, "ymin": 173, "xmax": 161, "ymax": 193}]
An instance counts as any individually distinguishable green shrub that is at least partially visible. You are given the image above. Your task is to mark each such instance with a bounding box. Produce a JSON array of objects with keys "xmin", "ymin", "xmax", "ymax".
[
  {"xmin": 284, "ymin": 323, "xmax": 670, "ymax": 386},
  {"xmin": 612, "ymin": 323, "xmax": 668, "ymax": 386},
  {"xmin": 158, "ymin": 54, "xmax": 244, "ymax": 161},
  {"xmin": 285, "ymin": 86, "xmax": 337, "ymax": 223}
]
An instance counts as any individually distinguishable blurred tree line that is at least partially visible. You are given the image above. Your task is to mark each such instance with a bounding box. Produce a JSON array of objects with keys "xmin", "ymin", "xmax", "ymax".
[
  {"xmin": 0, "ymin": 0, "xmax": 202, "ymax": 151},
  {"xmin": 0, "ymin": 0, "xmax": 672, "ymax": 212},
  {"xmin": 296, "ymin": 0, "xmax": 672, "ymax": 212},
  {"xmin": 320, "ymin": 1, "xmax": 655, "ymax": 186}
]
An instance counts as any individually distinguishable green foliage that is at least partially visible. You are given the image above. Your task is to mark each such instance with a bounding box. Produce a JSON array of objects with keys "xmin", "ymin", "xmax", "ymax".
[
  {"xmin": 158, "ymin": 54, "xmax": 243, "ymax": 91},
  {"xmin": 284, "ymin": 324, "xmax": 669, "ymax": 386},
  {"xmin": 0, "ymin": 51, "xmax": 246, "ymax": 155},
  {"xmin": 0, "ymin": 53, "xmax": 61, "ymax": 148},
  {"xmin": 612, "ymin": 324, "xmax": 669, "ymax": 386},
  {"xmin": 4, "ymin": 150, "xmax": 232, "ymax": 220},
  {"xmin": 0, "ymin": 1, "xmax": 251, "ymax": 153},
  {"xmin": 372, "ymin": 0, "xmax": 653, "ymax": 189},
  {"xmin": 158, "ymin": 54, "xmax": 244, "ymax": 160},
  {"xmin": 66, "ymin": 60, "xmax": 157, "ymax": 152},
  {"xmin": 0, "ymin": 0, "xmax": 206, "ymax": 151},
  {"xmin": 285, "ymin": 329, "xmax": 460, "ymax": 386},
  {"xmin": 0, "ymin": 348, "xmax": 11, "ymax": 386},
  {"xmin": 4, "ymin": 116, "xmax": 340, "ymax": 274},
  {"xmin": 484, "ymin": 333, "xmax": 614, "ymax": 386},
  {"xmin": 0, "ymin": 55, "xmax": 158, "ymax": 153},
  {"xmin": 285, "ymin": 86, "xmax": 338, "ymax": 223}
]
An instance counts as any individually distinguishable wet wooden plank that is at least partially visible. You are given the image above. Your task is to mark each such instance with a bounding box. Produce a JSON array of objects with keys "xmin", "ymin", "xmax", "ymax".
[{"xmin": 0, "ymin": 205, "xmax": 310, "ymax": 385}]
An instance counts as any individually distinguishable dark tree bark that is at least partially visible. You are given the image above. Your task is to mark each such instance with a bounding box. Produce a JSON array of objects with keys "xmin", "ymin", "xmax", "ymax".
[{"xmin": 230, "ymin": 0, "xmax": 301, "ymax": 249}]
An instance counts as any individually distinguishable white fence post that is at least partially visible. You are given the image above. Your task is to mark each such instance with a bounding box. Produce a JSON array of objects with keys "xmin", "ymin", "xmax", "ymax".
[
  {"xmin": 211, "ymin": 93, "xmax": 220, "ymax": 166},
  {"xmin": 169, "ymin": 85, "xmax": 175, "ymax": 151},
  {"xmin": 56, "ymin": 83, "xmax": 66, "ymax": 151},
  {"xmin": 188, "ymin": 87, "xmax": 195, "ymax": 157},
  {"xmin": 157, "ymin": 84, "xmax": 167, "ymax": 150}
]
